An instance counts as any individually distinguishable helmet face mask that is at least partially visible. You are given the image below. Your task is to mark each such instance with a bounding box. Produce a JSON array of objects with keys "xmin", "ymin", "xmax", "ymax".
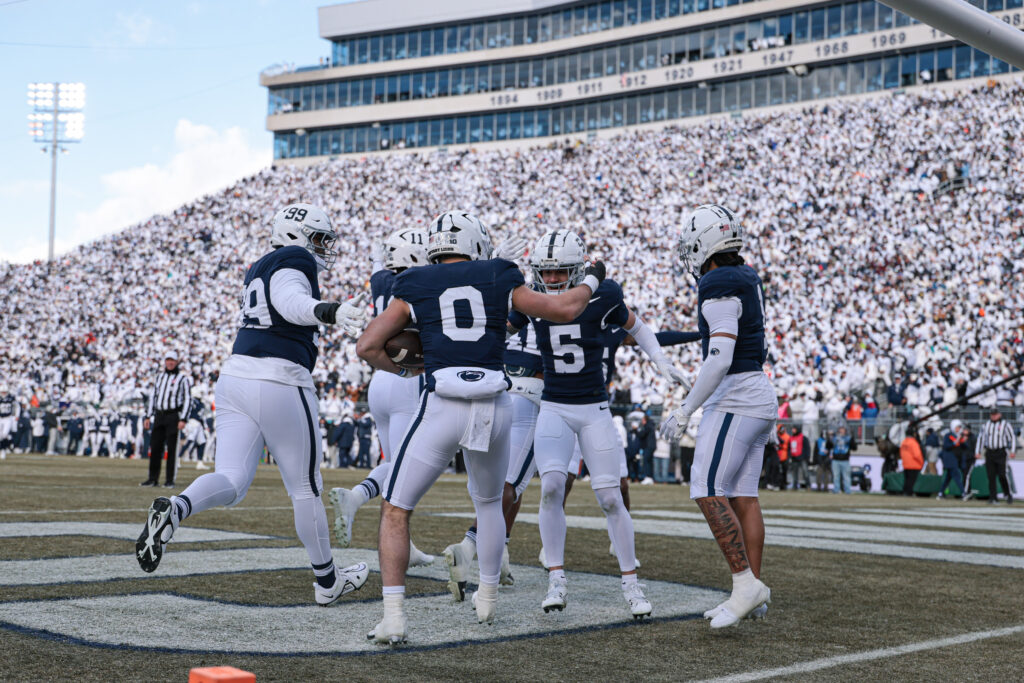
[
  {"xmin": 270, "ymin": 203, "xmax": 338, "ymax": 271},
  {"xmin": 427, "ymin": 211, "xmax": 493, "ymax": 263},
  {"xmin": 677, "ymin": 204, "xmax": 743, "ymax": 279},
  {"xmin": 529, "ymin": 230, "xmax": 587, "ymax": 294}
]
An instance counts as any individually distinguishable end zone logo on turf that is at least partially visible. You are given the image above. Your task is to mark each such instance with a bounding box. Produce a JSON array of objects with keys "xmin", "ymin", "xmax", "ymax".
[{"xmin": 0, "ymin": 526, "xmax": 724, "ymax": 655}]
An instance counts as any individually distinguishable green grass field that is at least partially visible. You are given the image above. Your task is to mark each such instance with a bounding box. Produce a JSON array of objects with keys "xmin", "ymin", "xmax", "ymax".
[{"xmin": 2, "ymin": 454, "xmax": 1023, "ymax": 682}]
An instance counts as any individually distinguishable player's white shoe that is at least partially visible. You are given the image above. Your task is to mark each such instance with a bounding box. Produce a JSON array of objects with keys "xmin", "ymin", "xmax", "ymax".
[
  {"xmin": 499, "ymin": 545, "xmax": 514, "ymax": 586},
  {"xmin": 704, "ymin": 602, "xmax": 768, "ymax": 621},
  {"xmin": 135, "ymin": 497, "xmax": 179, "ymax": 573},
  {"xmin": 328, "ymin": 487, "xmax": 358, "ymax": 548},
  {"xmin": 542, "ymin": 575, "xmax": 568, "ymax": 612},
  {"xmin": 408, "ymin": 540, "xmax": 435, "ymax": 567},
  {"xmin": 443, "ymin": 541, "xmax": 473, "ymax": 601},
  {"xmin": 367, "ymin": 613, "xmax": 407, "ymax": 646},
  {"xmin": 623, "ymin": 582, "xmax": 652, "ymax": 620},
  {"xmin": 709, "ymin": 580, "xmax": 771, "ymax": 629},
  {"xmin": 472, "ymin": 584, "xmax": 498, "ymax": 624},
  {"xmin": 608, "ymin": 542, "xmax": 641, "ymax": 568},
  {"xmin": 195, "ymin": 461, "xmax": 209, "ymax": 470},
  {"xmin": 314, "ymin": 562, "xmax": 369, "ymax": 606}
]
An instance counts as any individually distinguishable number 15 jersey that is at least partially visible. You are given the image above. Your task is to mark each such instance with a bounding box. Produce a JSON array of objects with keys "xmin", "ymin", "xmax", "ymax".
[{"xmin": 513, "ymin": 279, "xmax": 629, "ymax": 405}]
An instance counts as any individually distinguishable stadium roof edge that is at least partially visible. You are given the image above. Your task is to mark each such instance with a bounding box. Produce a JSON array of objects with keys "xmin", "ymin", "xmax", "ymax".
[{"xmin": 318, "ymin": 0, "xmax": 576, "ymax": 40}]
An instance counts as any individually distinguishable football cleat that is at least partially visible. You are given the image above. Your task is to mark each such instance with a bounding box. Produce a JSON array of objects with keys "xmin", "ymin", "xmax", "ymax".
[
  {"xmin": 624, "ymin": 582, "xmax": 652, "ymax": 620},
  {"xmin": 710, "ymin": 581, "xmax": 771, "ymax": 629},
  {"xmin": 443, "ymin": 541, "xmax": 472, "ymax": 602},
  {"xmin": 328, "ymin": 487, "xmax": 358, "ymax": 548},
  {"xmin": 314, "ymin": 562, "xmax": 369, "ymax": 606},
  {"xmin": 135, "ymin": 497, "xmax": 177, "ymax": 573},
  {"xmin": 542, "ymin": 576, "xmax": 568, "ymax": 613},
  {"xmin": 472, "ymin": 584, "xmax": 498, "ymax": 624},
  {"xmin": 408, "ymin": 540, "xmax": 435, "ymax": 567},
  {"xmin": 499, "ymin": 545, "xmax": 514, "ymax": 586},
  {"xmin": 704, "ymin": 601, "xmax": 768, "ymax": 621},
  {"xmin": 367, "ymin": 613, "xmax": 407, "ymax": 646}
]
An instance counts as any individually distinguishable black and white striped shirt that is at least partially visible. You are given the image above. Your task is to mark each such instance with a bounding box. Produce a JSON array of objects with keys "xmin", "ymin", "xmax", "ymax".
[
  {"xmin": 976, "ymin": 419, "xmax": 1016, "ymax": 455},
  {"xmin": 147, "ymin": 370, "xmax": 192, "ymax": 421}
]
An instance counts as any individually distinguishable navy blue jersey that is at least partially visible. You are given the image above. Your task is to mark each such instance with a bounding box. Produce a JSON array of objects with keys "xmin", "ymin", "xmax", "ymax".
[
  {"xmin": 393, "ymin": 259, "xmax": 525, "ymax": 388},
  {"xmin": 232, "ymin": 246, "xmax": 321, "ymax": 373},
  {"xmin": 370, "ymin": 269, "xmax": 396, "ymax": 318},
  {"xmin": 504, "ymin": 318, "xmax": 543, "ymax": 374},
  {"xmin": 187, "ymin": 397, "xmax": 205, "ymax": 422},
  {"xmin": 529, "ymin": 279, "xmax": 630, "ymax": 404},
  {"xmin": 697, "ymin": 265, "xmax": 768, "ymax": 374}
]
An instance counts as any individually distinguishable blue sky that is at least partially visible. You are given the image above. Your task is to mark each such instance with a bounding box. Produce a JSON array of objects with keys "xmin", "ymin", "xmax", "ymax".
[{"xmin": 0, "ymin": 0, "xmax": 344, "ymax": 263}]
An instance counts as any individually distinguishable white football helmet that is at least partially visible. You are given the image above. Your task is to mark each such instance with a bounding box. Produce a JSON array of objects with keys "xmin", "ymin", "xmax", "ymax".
[
  {"xmin": 426, "ymin": 211, "xmax": 493, "ymax": 263},
  {"xmin": 677, "ymin": 204, "xmax": 743, "ymax": 279},
  {"xmin": 383, "ymin": 228, "xmax": 428, "ymax": 271},
  {"xmin": 270, "ymin": 203, "xmax": 338, "ymax": 271},
  {"xmin": 529, "ymin": 229, "xmax": 587, "ymax": 293}
]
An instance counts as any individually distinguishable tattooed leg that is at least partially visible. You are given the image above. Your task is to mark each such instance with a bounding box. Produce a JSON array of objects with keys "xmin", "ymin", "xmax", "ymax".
[
  {"xmin": 696, "ymin": 496, "xmax": 750, "ymax": 574},
  {"xmin": 728, "ymin": 497, "xmax": 764, "ymax": 579}
]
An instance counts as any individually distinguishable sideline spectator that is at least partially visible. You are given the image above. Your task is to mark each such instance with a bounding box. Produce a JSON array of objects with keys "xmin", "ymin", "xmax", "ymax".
[{"xmin": 900, "ymin": 429, "xmax": 924, "ymax": 496}]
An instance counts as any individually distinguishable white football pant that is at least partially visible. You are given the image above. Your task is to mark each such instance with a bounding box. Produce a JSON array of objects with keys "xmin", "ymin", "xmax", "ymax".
[{"xmin": 689, "ymin": 411, "xmax": 773, "ymax": 499}]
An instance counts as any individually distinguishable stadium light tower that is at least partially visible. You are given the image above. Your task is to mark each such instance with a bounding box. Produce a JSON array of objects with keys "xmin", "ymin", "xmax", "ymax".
[{"xmin": 27, "ymin": 82, "xmax": 85, "ymax": 263}]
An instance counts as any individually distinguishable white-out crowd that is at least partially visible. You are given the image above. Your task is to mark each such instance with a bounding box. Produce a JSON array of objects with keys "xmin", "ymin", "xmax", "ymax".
[{"xmin": 2, "ymin": 81, "xmax": 1023, "ymax": 429}]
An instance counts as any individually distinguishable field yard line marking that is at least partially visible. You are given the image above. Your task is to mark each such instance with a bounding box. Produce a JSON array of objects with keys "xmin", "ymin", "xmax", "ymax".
[
  {"xmin": 698, "ymin": 623, "xmax": 1024, "ymax": 683},
  {"xmin": 431, "ymin": 513, "xmax": 1024, "ymax": 569},
  {"xmin": 0, "ymin": 503, "xmax": 478, "ymax": 515},
  {"xmin": 630, "ymin": 511, "xmax": 1024, "ymax": 549},
  {"xmin": 0, "ymin": 522, "xmax": 276, "ymax": 543}
]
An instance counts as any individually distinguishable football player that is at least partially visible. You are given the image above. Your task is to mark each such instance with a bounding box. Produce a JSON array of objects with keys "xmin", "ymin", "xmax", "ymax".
[
  {"xmin": 512, "ymin": 229, "xmax": 688, "ymax": 619},
  {"xmin": 441, "ymin": 316, "xmax": 542, "ymax": 599},
  {"xmin": 134, "ymin": 203, "xmax": 370, "ymax": 606},
  {"xmin": 659, "ymin": 204, "xmax": 776, "ymax": 628},
  {"xmin": 356, "ymin": 211, "xmax": 601, "ymax": 644},
  {"xmin": 328, "ymin": 227, "xmax": 436, "ymax": 567},
  {"xmin": 0, "ymin": 385, "xmax": 20, "ymax": 460}
]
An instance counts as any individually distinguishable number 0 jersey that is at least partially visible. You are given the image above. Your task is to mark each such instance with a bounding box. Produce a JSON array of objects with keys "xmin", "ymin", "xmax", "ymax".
[
  {"xmin": 515, "ymin": 279, "xmax": 630, "ymax": 404},
  {"xmin": 231, "ymin": 246, "xmax": 321, "ymax": 373},
  {"xmin": 393, "ymin": 258, "xmax": 525, "ymax": 389}
]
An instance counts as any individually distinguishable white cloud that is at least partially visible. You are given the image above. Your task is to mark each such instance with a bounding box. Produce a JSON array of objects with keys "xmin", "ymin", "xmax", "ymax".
[
  {"xmin": 112, "ymin": 12, "xmax": 159, "ymax": 46},
  {"xmin": 0, "ymin": 120, "xmax": 269, "ymax": 264}
]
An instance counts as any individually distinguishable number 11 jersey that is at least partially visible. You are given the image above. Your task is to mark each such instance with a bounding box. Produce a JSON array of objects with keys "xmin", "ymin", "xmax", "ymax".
[{"xmin": 516, "ymin": 279, "xmax": 629, "ymax": 405}]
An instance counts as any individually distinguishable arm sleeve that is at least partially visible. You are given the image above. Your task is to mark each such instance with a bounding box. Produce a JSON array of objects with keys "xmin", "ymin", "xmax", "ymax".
[
  {"xmin": 680, "ymin": 298, "xmax": 741, "ymax": 414},
  {"xmin": 656, "ymin": 330, "xmax": 701, "ymax": 346},
  {"xmin": 269, "ymin": 268, "xmax": 320, "ymax": 326},
  {"xmin": 178, "ymin": 376, "xmax": 192, "ymax": 422},
  {"xmin": 508, "ymin": 310, "xmax": 529, "ymax": 332},
  {"xmin": 625, "ymin": 316, "xmax": 669, "ymax": 365}
]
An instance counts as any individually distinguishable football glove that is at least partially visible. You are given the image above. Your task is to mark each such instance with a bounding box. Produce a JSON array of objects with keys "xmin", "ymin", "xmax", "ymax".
[
  {"xmin": 658, "ymin": 405, "xmax": 693, "ymax": 442},
  {"xmin": 371, "ymin": 241, "xmax": 386, "ymax": 267},
  {"xmin": 655, "ymin": 358, "xmax": 692, "ymax": 390},
  {"xmin": 494, "ymin": 236, "xmax": 528, "ymax": 261}
]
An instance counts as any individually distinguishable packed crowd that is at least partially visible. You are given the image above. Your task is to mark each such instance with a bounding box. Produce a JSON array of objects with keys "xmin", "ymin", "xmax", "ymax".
[{"xmin": 3, "ymin": 81, "xmax": 1024, "ymax": 438}]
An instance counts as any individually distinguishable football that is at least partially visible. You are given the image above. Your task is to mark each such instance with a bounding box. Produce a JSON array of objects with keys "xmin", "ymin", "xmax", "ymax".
[{"xmin": 385, "ymin": 329, "xmax": 424, "ymax": 369}]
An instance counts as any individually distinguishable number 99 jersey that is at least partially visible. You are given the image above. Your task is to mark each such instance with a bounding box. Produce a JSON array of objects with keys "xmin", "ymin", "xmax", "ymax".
[
  {"xmin": 392, "ymin": 259, "xmax": 525, "ymax": 389},
  {"xmin": 231, "ymin": 246, "xmax": 321, "ymax": 373},
  {"xmin": 516, "ymin": 279, "xmax": 629, "ymax": 404}
]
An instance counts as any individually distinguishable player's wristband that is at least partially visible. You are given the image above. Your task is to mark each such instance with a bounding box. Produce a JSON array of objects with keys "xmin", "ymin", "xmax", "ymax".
[
  {"xmin": 397, "ymin": 367, "xmax": 409, "ymax": 377},
  {"xmin": 314, "ymin": 302, "xmax": 340, "ymax": 324},
  {"xmin": 581, "ymin": 274, "xmax": 600, "ymax": 293}
]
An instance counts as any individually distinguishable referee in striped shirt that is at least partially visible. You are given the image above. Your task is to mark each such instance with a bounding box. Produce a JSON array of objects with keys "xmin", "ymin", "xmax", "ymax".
[
  {"xmin": 140, "ymin": 350, "xmax": 192, "ymax": 488},
  {"xmin": 975, "ymin": 407, "xmax": 1016, "ymax": 504}
]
